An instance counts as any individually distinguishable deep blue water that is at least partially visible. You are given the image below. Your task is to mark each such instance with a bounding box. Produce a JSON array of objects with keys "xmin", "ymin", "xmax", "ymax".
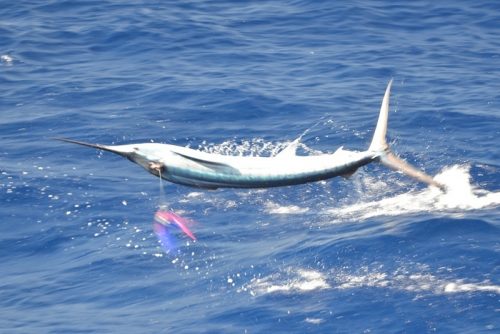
[{"xmin": 1, "ymin": 1, "xmax": 499, "ymax": 333}]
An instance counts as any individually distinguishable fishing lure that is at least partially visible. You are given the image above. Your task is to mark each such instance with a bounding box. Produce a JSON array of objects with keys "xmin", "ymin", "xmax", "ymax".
[{"xmin": 153, "ymin": 209, "xmax": 196, "ymax": 252}]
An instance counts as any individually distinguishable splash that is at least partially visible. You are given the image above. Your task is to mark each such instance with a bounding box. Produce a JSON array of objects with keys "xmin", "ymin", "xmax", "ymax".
[
  {"xmin": 197, "ymin": 138, "xmax": 289, "ymax": 157},
  {"xmin": 326, "ymin": 165, "xmax": 499, "ymax": 222},
  {"xmin": 195, "ymin": 135, "xmax": 323, "ymax": 158}
]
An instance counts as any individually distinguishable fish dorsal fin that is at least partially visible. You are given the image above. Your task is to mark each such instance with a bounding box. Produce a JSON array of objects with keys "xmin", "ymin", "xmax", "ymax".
[
  {"xmin": 173, "ymin": 151, "xmax": 240, "ymax": 174},
  {"xmin": 276, "ymin": 138, "xmax": 300, "ymax": 158},
  {"xmin": 333, "ymin": 146, "xmax": 344, "ymax": 155}
]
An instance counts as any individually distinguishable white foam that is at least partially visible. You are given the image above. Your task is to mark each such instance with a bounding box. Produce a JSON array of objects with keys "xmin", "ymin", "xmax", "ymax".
[
  {"xmin": 186, "ymin": 192, "xmax": 203, "ymax": 198},
  {"xmin": 326, "ymin": 165, "xmax": 499, "ymax": 222},
  {"xmin": 179, "ymin": 192, "xmax": 204, "ymax": 203},
  {"xmin": 333, "ymin": 269, "xmax": 500, "ymax": 295},
  {"xmin": 246, "ymin": 268, "xmax": 330, "ymax": 296},
  {"xmin": 244, "ymin": 266, "xmax": 500, "ymax": 297},
  {"xmin": 264, "ymin": 201, "xmax": 309, "ymax": 214},
  {"xmin": 443, "ymin": 281, "xmax": 500, "ymax": 294},
  {"xmin": 304, "ymin": 317, "xmax": 324, "ymax": 324},
  {"xmin": 1, "ymin": 54, "xmax": 13, "ymax": 65}
]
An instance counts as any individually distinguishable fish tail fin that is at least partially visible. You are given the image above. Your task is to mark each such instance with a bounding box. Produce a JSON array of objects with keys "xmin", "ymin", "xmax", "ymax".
[{"xmin": 369, "ymin": 80, "xmax": 446, "ymax": 191}]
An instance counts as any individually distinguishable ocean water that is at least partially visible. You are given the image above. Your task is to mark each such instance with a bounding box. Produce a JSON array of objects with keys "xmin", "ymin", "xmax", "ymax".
[{"xmin": 1, "ymin": 1, "xmax": 499, "ymax": 333}]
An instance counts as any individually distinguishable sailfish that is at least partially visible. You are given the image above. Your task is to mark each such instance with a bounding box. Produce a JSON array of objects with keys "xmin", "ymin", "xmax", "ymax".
[{"xmin": 56, "ymin": 80, "xmax": 445, "ymax": 192}]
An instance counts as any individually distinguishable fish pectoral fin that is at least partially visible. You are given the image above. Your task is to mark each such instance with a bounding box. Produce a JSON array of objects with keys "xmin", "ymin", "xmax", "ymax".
[{"xmin": 172, "ymin": 152, "xmax": 240, "ymax": 175}]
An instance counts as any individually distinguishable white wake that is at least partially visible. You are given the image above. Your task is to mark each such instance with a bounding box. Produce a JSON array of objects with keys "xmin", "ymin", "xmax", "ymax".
[
  {"xmin": 242, "ymin": 266, "xmax": 500, "ymax": 297},
  {"xmin": 326, "ymin": 164, "xmax": 500, "ymax": 221}
]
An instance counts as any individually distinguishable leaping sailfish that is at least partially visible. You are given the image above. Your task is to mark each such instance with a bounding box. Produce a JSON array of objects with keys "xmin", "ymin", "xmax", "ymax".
[{"xmin": 57, "ymin": 80, "xmax": 445, "ymax": 192}]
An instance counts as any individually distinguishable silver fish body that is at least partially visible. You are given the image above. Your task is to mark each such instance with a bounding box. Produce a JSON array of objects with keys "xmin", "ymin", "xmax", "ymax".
[{"xmin": 57, "ymin": 80, "xmax": 445, "ymax": 191}]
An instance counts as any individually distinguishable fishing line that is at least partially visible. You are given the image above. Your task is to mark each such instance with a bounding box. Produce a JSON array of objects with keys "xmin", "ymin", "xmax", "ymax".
[
  {"xmin": 153, "ymin": 165, "xmax": 197, "ymax": 252},
  {"xmin": 295, "ymin": 118, "xmax": 324, "ymax": 142},
  {"xmin": 284, "ymin": 116, "xmax": 327, "ymax": 155},
  {"xmin": 158, "ymin": 168, "xmax": 167, "ymax": 210}
]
